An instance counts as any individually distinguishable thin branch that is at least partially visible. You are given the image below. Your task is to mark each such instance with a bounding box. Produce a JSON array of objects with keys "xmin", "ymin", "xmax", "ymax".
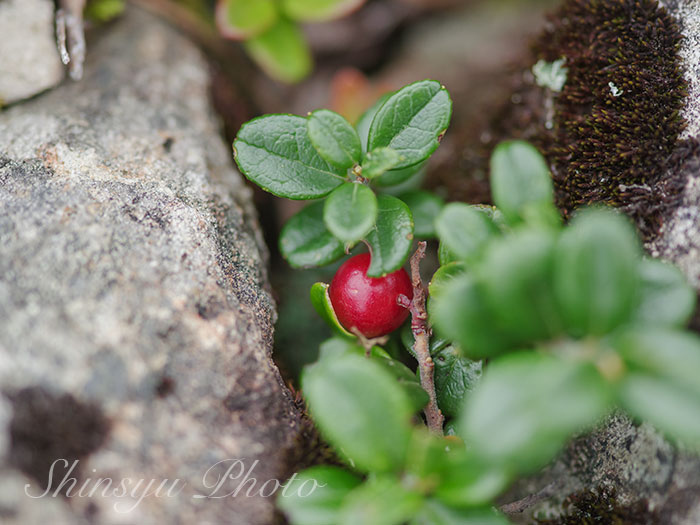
[
  {"xmin": 402, "ymin": 241, "xmax": 444, "ymax": 435},
  {"xmin": 499, "ymin": 483, "xmax": 556, "ymax": 515}
]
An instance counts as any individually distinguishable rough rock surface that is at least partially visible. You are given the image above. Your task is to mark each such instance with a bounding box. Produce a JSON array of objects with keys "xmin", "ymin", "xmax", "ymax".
[
  {"xmin": 0, "ymin": 7, "xmax": 302, "ymax": 525},
  {"xmin": 500, "ymin": 1, "xmax": 700, "ymax": 523},
  {"xmin": 0, "ymin": 0, "xmax": 64, "ymax": 105}
]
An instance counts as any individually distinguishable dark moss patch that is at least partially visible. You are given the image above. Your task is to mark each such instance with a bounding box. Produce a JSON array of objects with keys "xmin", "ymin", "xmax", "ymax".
[
  {"xmin": 7, "ymin": 387, "xmax": 110, "ymax": 495},
  {"xmin": 536, "ymin": 486, "xmax": 656, "ymax": 525},
  {"xmin": 432, "ymin": 0, "xmax": 690, "ymax": 241}
]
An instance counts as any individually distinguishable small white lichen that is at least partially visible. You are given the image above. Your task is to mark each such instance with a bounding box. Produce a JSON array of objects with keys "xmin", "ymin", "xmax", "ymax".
[
  {"xmin": 609, "ymin": 82, "xmax": 624, "ymax": 97},
  {"xmin": 532, "ymin": 58, "xmax": 568, "ymax": 92}
]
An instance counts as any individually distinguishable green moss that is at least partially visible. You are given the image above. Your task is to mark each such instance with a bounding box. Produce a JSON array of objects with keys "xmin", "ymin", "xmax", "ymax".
[{"xmin": 533, "ymin": 0, "xmax": 687, "ymax": 229}]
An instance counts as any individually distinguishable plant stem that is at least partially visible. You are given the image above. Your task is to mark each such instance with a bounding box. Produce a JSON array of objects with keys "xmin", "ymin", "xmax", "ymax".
[{"xmin": 406, "ymin": 241, "xmax": 444, "ymax": 435}]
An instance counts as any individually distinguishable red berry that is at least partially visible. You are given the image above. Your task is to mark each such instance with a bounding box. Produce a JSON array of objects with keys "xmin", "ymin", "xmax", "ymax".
[{"xmin": 329, "ymin": 253, "xmax": 413, "ymax": 338}]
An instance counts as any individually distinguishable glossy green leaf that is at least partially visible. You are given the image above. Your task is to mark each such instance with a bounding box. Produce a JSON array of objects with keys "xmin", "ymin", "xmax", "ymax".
[
  {"xmin": 283, "ymin": 0, "xmax": 365, "ymax": 22},
  {"xmin": 412, "ymin": 500, "xmax": 510, "ymax": 525},
  {"xmin": 619, "ymin": 374, "xmax": 700, "ymax": 449},
  {"xmin": 613, "ymin": 327, "xmax": 700, "ymax": 397},
  {"xmin": 308, "ymin": 109, "xmax": 362, "ymax": 171},
  {"xmin": 368, "ymin": 80, "xmax": 452, "ymax": 169},
  {"xmin": 399, "ymin": 190, "xmax": 445, "ymax": 238},
  {"xmin": 324, "ymin": 183, "xmax": 378, "ymax": 244},
  {"xmin": 234, "ymin": 115, "xmax": 343, "ymax": 199},
  {"xmin": 460, "ymin": 353, "xmax": 611, "ymax": 474},
  {"xmin": 490, "ymin": 140, "xmax": 554, "ymax": 225},
  {"xmin": 356, "ymin": 94, "xmax": 390, "ymax": 152},
  {"xmin": 310, "ymin": 282, "xmax": 355, "ymax": 338},
  {"xmin": 244, "ymin": 18, "xmax": 312, "ymax": 83},
  {"xmin": 438, "ymin": 242, "xmax": 459, "ymax": 266},
  {"xmin": 362, "ymin": 147, "xmax": 403, "ymax": 179},
  {"xmin": 373, "ymin": 161, "xmax": 426, "ymax": 188},
  {"xmin": 302, "ymin": 354, "xmax": 413, "ymax": 472},
  {"xmin": 433, "ymin": 345, "xmax": 482, "ymax": 417},
  {"xmin": 318, "ymin": 337, "xmax": 391, "ymax": 360},
  {"xmin": 479, "ymin": 229, "xmax": 562, "ymax": 343},
  {"xmin": 279, "ymin": 201, "xmax": 345, "ymax": 267},
  {"xmin": 430, "ymin": 274, "xmax": 515, "ymax": 359},
  {"xmin": 428, "ymin": 262, "xmax": 468, "ymax": 302},
  {"xmin": 633, "ymin": 258, "xmax": 696, "ymax": 327},
  {"xmin": 373, "ymin": 357, "xmax": 430, "ymax": 413},
  {"xmin": 435, "ymin": 203, "xmax": 500, "ymax": 264},
  {"xmin": 278, "ymin": 466, "xmax": 361, "ymax": 525},
  {"xmin": 553, "ymin": 208, "xmax": 640, "ymax": 336},
  {"xmin": 339, "ymin": 476, "xmax": 423, "ymax": 525},
  {"xmin": 366, "ymin": 195, "xmax": 414, "ymax": 277},
  {"xmin": 215, "ymin": 0, "xmax": 277, "ymax": 40}
]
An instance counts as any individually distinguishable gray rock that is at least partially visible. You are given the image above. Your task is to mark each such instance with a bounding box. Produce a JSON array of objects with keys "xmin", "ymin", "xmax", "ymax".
[
  {"xmin": 0, "ymin": 0, "xmax": 64, "ymax": 105},
  {"xmin": 0, "ymin": 7, "xmax": 302, "ymax": 525}
]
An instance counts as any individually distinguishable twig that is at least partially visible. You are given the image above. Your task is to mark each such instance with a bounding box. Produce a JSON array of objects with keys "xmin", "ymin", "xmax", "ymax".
[
  {"xmin": 56, "ymin": 0, "xmax": 86, "ymax": 80},
  {"xmin": 499, "ymin": 483, "xmax": 556, "ymax": 515},
  {"xmin": 400, "ymin": 241, "xmax": 444, "ymax": 435}
]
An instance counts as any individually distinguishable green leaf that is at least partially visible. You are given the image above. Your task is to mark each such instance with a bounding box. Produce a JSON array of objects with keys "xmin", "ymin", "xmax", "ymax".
[
  {"xmin": 302, "ymin": 354, "xmax": 413, "ymax": 472},
  {"xmin": 324, "ymin": 183, "xmax": 378, "ymax": 244},
  {"xmin": 283, "ymin": 0, "xmax": 365, "ymax": 22},
  {"xmin": 243, "ymin": 18, "xmax": 312, "ymax": 83},
  {"xmin": 84, "ymin": 0, "xmax": 125, "ymax": 22},
  {"xmin": 308, "ymin": 109, "xmax": 362, "ymax": 171},
  {"xmin": 413, "ymin": 500, "xmax": 510, "ymax": 525},
  {"xmin": 318, "ymin": 337, "xmax": 391, "ymax": 360},
  {"xmin": 489, "ymin": 140, "xmax": 555, "ymax": 225},
  {"xmin": 398, "ymin": 190, "xmax": 445, "ymax": 238},
  {"xmin": 553, "ymin": 208, "xmax": 640, "ymax": 336},
  {"xmin": 400, "ymin": 323, "xmax": 450, "ymax": 361},
  {"xmin": 310, "ymin": 282, "xmax": 355, "ymax": 338},
  {"xmin": 277, "ymin": 466, "xmax": 361, "ymax": 525},
  {"xmin": 433, "ymin": 451, "xmax": 510, "ymax": 508},
  {"xmin": 433, "ymin": 345, "xmax": 482, "ymax": 417},
  {"xmin": 430, "ymin": 274, "xmax": 515, "ymax": 359},
  {"xmin": 428, "ymin": 262, "xmax": 468, "ymax": 302},
  {"xmin": 404, "ymin": 428, "xmax": 455, "ymax": 481},
  {"xmin": 479, "ymin": 229, "xmax": 562, "ymax": 343},
  {"xmin": 366, "ymin": 195, "xmax": 414, "ymax": 277},
  {"xmin": 368, "ymin": 80, "xmax": 452, "ymax": 169},
  {"xmin": 613, "ymin": 327, "xmax": 700, "ymax": 397},
  {"xmin": 438, "ymin": 242, "xmax": 459, "ymax": 266},
  {"xmin": 373, "ymin": 357, "xmax": 430, "ymax": 413},
  {"xmin": 279, "ymin": 201, "xmax": 345, "ymax": 267},
  {"xmin": 434, "ymin": 203, "xmax": 500, "ymax": 264},
  {"xmin": 339, "ymin": 476, "xmax": 423, "ymax": 525},
  {"xmin": 460, "ymin": 353, "xmax": 611, "ymax": 474},
  {"xmin": 215, "ymin": 0, "xmax": 277, "ymax": 40},
  {"xmin": 356, "ymin": 94, "xmax": 390, "ymax": 152},
  {"xmin": 362, "ymin": 147, "xmax": 403, "ymax": 179},
  {"xmin": 373, "ymin": 161, "xmax": 426, "ymax": 188},
  {"xmin": 619, "ymin": 374, "xmax": 700, "ymax": 449},
  {"xmin": 632, "ymin": 258, "xmax": 695, "ymax": 327},
  {"xmin": 234, "ymin": 115, "xmax": 344, "ymax": 199}
]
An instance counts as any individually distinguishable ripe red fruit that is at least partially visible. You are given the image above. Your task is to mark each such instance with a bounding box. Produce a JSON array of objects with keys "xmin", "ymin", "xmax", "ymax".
[{"xmin": 329, "ymin": 253, "xmax": 413, "ymax": 338}]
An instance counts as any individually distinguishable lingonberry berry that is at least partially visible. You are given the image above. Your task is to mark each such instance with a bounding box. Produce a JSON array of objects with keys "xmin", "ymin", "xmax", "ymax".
[{"xmin": 328, "ymin": 253, "xmax": 413, "ymax": 338}]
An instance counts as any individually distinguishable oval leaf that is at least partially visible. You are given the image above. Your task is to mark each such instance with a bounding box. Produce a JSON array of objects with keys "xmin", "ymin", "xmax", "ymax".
[
  {"xmin": 283, "ymin": 0, "xmax": 365, "ymax": 22},
  {"xmin": 310, "ymin": 282, "xmax": 355, "ymax": 338},
  {"xmin": 235, "ymin": 115, "xmax": 344, "ymax": 200},
  {"xmin": 366, "ymin": 195, "xmax": 414, "ymax": 277},
  {"xmin": 339, "ymin": 476, "xmax": 423, "ymax": 525},
  {"xmin": 368, "ymin": 80, "xmax": 452, "ymax": 169},
  {"xmin": 553, "ymin": 208, "xmax": 640, "ymax": 336},
  {"xmin": 362, "ymin": 147, "xmax": 402, "ymax": 179},
  {"xmin": 279, "ymin": 201, "xmax": 345, "ymax": 267},
  {"xmin": 302, "ymin": 354, "xmax": 413, "ymax": 473},
  {"xmin": 435, "ymin": 203, "xmax": 500, "ymax": 264},
  {"xmin": 632, "ymin": 258, "xmax": 696, "ymax": 327},
  {"xmin": 398, "ymin": 190, "xmax": 444, "ymax": 239},
  {"xmin": 243, "ymin": 18, "xmax": 312, "ymax": 83},
  {"xmin": 433, "ymin": 345, "xmax": 482, "ymax": 418},
  {"xmin": 323, "ymin": 183, "xmax": 378, "ymax": 244},
  {"xmin": 490, "ymin": 140, "xmax": 554, "ymax": 225},
  {"xmin": 215, "ymin": 0, "xmax": 277, "ymax": 40},
  {"xmin": 278, "ymin": 466, "xmax": 361, "ymax": 525},
  {"xmin": 460, "ymin": 353, "xmax": 611, "ymax": 474},
  {"xmin": 308, "ymin": 109, "xmax": 362, "ymax": 171}
]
